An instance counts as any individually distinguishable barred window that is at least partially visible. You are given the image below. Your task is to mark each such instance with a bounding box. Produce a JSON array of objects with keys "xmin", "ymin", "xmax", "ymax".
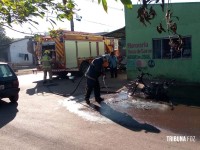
[{"xmin": 153, "ymin": 36, "xmax": 192, "ymax": 59}]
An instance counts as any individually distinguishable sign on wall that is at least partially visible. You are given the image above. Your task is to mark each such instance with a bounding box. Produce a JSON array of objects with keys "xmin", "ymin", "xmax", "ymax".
[
  {"xmin": 127, "ymin": 42, "xmax": 152, "ymax": 70},
  {"xmin": 127, "ymin": 42, "xmax": 152, "ymax": 59}
]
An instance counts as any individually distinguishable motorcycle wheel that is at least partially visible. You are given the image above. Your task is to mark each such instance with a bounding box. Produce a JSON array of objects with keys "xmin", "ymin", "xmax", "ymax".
[
  {"xmin": 128, "ymin": 81, "xmax": 140, "ymax": 96},
  {"xmin": 143, "ymin": 87, "xmax": 152, "ymax": 99}
]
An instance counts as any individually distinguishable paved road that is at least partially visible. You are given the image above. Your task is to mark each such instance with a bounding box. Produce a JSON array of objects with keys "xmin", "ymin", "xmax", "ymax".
[{"xmin": 0, "ymin": 72, "xmax": 199, "ymax": 150}]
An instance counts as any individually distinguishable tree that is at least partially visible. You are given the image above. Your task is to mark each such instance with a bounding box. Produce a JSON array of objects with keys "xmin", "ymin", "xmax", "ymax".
[
  {"xmin": 136, "ymin": 0, "xmax": 183, "ymax": 51},
  {"xmin": 0, "ymin": 0, "xmax": 132, "ymax": 28},
  {"xmin": 0, "ymin": 26, "xmax": 13, "ymax": 61},
  {"xmin": 0, "ymin": 0, "xmax": 183, "ymax": 55},
  {"xmin": 0, "ymin": 0, "xmax": 74, "ymax": 27},
  {"xmin": 0, "ymin": 0, "xmax": 181, "ymax": 48},
  {"xmin": 0, "ymin": 27, "xmax": 12, "ymax": 48}
]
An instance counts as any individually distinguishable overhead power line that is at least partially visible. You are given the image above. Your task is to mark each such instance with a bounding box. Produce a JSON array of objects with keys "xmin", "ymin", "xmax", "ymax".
[
  {"xmin": 80, "ymin": 19, "xmax": 113, "ymax": 27},
  {"xmin": 46, "ymin": 15, "xmax": 115, "ymax": 27},
  {"xmin": 3, "ymin": 24, "xmax": 35, "ymax": 36}
]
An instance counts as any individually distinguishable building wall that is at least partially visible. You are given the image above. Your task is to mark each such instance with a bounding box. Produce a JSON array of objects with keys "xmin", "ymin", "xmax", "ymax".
[
  {"xmin": 9, "ymin": 38, "xmax": 33, "ymax": 65},
  {"xmin": 125, "ymin": 2, "xmax": 200, "ymax": 83}
]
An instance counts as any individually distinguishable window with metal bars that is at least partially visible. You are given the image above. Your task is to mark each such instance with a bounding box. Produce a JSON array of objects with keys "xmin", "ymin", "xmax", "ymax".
[{"xmin": 152, "ymin": 36, "xmax": 192, "ymax": 59}]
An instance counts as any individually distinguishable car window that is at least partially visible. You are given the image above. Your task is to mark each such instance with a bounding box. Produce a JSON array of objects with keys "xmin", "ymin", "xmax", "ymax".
[{"xmin": 0, "ymin": 64, "xmax": 14, "ymax": 78}]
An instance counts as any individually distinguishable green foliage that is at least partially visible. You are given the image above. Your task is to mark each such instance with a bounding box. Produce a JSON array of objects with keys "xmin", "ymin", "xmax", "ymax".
[
  {"xmin": 0, "ymin": 26, "xmax": 12, "ymax": 50},
  {"xmin": 120, "ymin": 0, "xmax": 132, "ymax": 9},
  {"xmin": 0, "ymin": 0, "xmax": 133, "ymax": 27},
  {"xmin": 49, "ymin": 29, "xmax": 61, "ymax": 38},
  {"xmin": 0, "ymin": 0, "xmax": 75, "ymax": 27},
  {"xmin": 0, "ymin": 0, "xmax": 133, "ymax": 38},
  {"xmin": 33, "ymin": 34, "xmax": 41, "ymax": 42},
  {"xmin": 98, "ymin": 0, "xmax": 132, "ymax": 12},
  {"xmin": 102, "ymin": 0, "xmax": 108, "ymax": 12}
]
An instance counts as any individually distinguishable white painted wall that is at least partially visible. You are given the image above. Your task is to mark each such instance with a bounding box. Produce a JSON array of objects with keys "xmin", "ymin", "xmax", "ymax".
[{"xmin": 9, "ymin": 38, "xmax": 33, "ymax": 65}]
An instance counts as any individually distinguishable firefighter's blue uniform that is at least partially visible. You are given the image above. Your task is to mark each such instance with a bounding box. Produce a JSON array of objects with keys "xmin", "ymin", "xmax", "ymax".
[{"xmin": 84, "ymin": 57, "xmax": 105, "ymax": 104}]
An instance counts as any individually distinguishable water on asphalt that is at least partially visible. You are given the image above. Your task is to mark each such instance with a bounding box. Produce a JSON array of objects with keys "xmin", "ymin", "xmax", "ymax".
[
  {"xmin": 60, "ymin": 90, "xmax": 200, "ymax": 140},
  {"xmin": 104, "ymin": 90, "xmax": 200, "ymax": 140}
]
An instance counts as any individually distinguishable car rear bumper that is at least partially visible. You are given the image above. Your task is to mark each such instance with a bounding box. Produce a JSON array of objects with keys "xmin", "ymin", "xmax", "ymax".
[{"xmin": 0, "ymin": 88, "xmax": 20, "ymax": 98}]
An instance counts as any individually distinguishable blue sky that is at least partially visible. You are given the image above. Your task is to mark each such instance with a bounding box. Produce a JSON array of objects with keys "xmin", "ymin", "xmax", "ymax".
[{"xmin": 4, "ymin": 0, "xmax": 200, "ymax": 39}]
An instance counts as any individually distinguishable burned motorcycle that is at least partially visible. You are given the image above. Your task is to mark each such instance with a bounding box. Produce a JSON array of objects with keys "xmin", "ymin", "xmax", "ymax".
[{"xmin": 128, "ymin": 69, "xmax": 175, "ymax": 100}]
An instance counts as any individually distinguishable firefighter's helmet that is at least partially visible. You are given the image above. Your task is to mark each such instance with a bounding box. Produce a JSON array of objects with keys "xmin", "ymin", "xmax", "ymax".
[
  {"xmin": 44, "ymin": 50, "xmax": 50, "ymax": 54},
  {"xmin": 102, "ymin": 54, "xmax": 109, "ymax": 60},
  {"xmin": 102, "ymin": 54, "xmax": 109, "ymax": 68}
]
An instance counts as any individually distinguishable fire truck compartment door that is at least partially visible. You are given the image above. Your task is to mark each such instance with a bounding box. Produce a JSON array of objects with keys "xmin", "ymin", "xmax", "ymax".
[
  {"xmin": 65, "ymin": 41, "xmax": 77, "ymax": 68},
  {"xmin": 77, "ymin": 41, "xmax": 90, "ymax": 58},
  {"xmin": 99, "ymin": 42, "xmax": 105, "ymax": 55},
  {"xmin": 91, "ymin": 42, "xmax": 97, "ymax": 57}
]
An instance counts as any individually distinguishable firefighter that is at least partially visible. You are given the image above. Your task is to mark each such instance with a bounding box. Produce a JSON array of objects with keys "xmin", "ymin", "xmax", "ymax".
[
  {"xmin": 40, "ymin": 50, "xmax": 53, "ymax": 84},
  {"xmin": 84, "ymin": 55, "xmax": 109, "ymax": 104},
  {"xmin": 108, "ymin": 51, "xmax": 118, "ymax": 78}
]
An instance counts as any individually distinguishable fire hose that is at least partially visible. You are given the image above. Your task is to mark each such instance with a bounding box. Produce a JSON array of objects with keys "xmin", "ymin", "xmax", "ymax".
[
  {"xmin": 67, "ymin": 74, "xmax": 109, "ymax": 96},
  {"xmin": 47, "ymin": 74, "xmax": 110, "ymax": 97},
  {"xmin": 45, "ymin": 74, "xmax": 85, "ymax": 97},
  {"xmin": 65, "ymin": 75, "xmax": 85, "ymax": 96},
  {"xmin": 46, "ymin": 65, "xmax": 120, "ymax": 96}
]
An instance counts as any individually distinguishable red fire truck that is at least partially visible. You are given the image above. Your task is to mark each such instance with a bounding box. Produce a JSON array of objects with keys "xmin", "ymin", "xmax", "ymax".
[{"xmin": 34, "ymin": 30, "xmax": 115, "ymax": 78}]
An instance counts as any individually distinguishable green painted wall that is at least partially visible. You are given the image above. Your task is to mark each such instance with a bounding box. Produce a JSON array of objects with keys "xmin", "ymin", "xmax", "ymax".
[{"xmin": 125, "ymin": 2, "xmax": 200, "ymax": 83}]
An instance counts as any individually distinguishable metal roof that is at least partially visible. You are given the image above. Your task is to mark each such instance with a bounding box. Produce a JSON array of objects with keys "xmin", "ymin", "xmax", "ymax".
[{"xmin": 101, "ymin": 27, "xmax": 125, "ymax": 39}]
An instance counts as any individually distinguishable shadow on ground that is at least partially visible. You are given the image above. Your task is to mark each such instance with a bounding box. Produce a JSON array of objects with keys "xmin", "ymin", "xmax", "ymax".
[
  {"xmin": 26, "ymin": 80, "xmax": 64, "ymax": 96},
  {"xmin": 168, "ymin": 85, "xmax": 200, "ymax": 107},
  {"xmin": 26, "ymin": 73, "xmax": 85, "ymax": 97},
  {"xmin": 70, "ymin": 96, "xmax": 161, "ymax": 134},
  {"xmin": 0, "ymin": 101, "xmax": 18, "ymax": 128},
  {"xmin": 99, "ymin": 102, "xmax": 160, "ymax": 133}
]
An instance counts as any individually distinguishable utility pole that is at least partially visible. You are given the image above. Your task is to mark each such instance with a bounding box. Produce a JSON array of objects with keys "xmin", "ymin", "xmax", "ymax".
[
  {"xmin": 70, "ymin": 13, "xmax": 82, "ymax": 31},
  {"xmin": 62, "ymin": 0, "xmax": 74, "ymax": 31},
  {"xmin": 70, "ymin": 4, "xmax": 74, "ymax": 32},
  {"xmin": 70, "ymin": 15, "xmax": 74, "ymax": 31}
]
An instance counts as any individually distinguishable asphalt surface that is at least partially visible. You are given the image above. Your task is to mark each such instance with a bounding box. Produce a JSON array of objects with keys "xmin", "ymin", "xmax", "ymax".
[
  {"xmin": 22, "ymin": 69, "xmax": 200, "ymax": 140},
  {"xmin": 0, "ymin": 68, "xmax": 199, "ymax": 150}
]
